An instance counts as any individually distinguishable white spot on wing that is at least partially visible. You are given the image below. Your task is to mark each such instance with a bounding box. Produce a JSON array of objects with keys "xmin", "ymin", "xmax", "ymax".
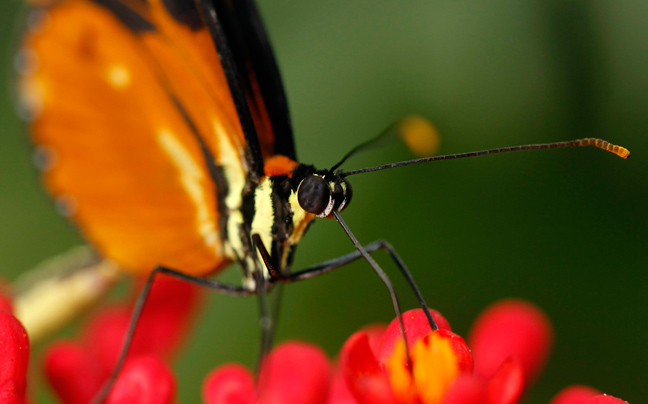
[
  {"xmin": 33, "ymin": 145, "xmax": 57, "ymax": 171},
  {"xmin": 157, "ymin": 129, "xmax": 220, "ymax": 253},
  {"xmin": 17, "ymin": 75, "xmax": 46, "ymax": 121},
  {"xmin": 17, "ymin": 97, "xmax": 42, "ymax": 122},
  {"xmin": 107, "ymin": 65, "xmax": 131, "ymax": 90},
  {"xmin": 56, "ymin": 195, "xmax": 77, "ymax": 217},
  {"xmin": 27, "ymin": 9, "xmax": 50, "ymax": 34},
  {"xmin": 14, "ymin": 48, "xmax": 39, "ymax": 75}
]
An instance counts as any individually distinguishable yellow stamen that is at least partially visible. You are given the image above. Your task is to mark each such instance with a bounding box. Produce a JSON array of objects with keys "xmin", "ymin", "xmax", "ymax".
[{"xmin": 386, "ymin": 333, "xmax": 460, "ymax": 404}]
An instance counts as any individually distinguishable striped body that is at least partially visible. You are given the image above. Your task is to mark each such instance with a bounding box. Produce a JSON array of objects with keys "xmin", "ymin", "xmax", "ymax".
[{"xmin": 18, "ymin": 0, "xmax": 317, "ymax": 284}]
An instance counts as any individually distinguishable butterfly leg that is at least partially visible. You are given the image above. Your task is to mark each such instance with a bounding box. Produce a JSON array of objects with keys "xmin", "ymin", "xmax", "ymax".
[
  {"xmin": 250, "ymin": 235, "xmax": 286, "ymax": 371},
  {"xmin": 252, "ymin": 265, "xmax": 275, "ymax": 372},
  {"xmin": 255, "ymin": 231, "xmax": 430, "ymax": 373},
  {"xmin": 253, "ymin": 232, "xmax": 436, "ymax": 374},
  {"xmin": 276, "ymin": 239, "xmax": 438, "ymax": 331},
  {"xmin": 91, "ymin": 265, "xmax": 253, "ymax": 404}
]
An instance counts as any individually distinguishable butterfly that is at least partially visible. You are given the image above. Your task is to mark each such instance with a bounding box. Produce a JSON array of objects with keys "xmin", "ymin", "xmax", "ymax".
[
  {"xmin": 16, "ymin": 0, "xmax": 629, "ymax": 401},
  {"xmin": 19, "ymin": 0, "xmax": 304, "ymax": 278},
  {"xmin": 18, "ymin": 0, "xmax": 429, "ymax": 393}
]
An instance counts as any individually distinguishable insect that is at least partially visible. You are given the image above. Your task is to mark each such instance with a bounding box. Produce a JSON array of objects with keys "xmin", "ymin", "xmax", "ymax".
[{"xmin": 15, "ymin": 0, "xmax": 629, "ymax": 402}]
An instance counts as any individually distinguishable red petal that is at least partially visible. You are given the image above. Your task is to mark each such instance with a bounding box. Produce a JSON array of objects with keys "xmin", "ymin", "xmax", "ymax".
[
  {"xmin": 83, "ymin": 306, "xmax": 131, "ymax": 373},
  {"xmin": 361, "ymin": 324, "xmax": 387, "ymax": 357},
  {"xmin": 549, "ymin": 386, "xmax": 601, "ymax": 404},
  {"xmin": 584, "ymin": 395, "xmax": 629, "ymax": 404},
  {"xmin": 484, "ymin": 358, "xmax": 525, "ymax": 404},
  {"xmin": 0, "ymin": 310, "xmax": 29, "ymax": 404},
  {"xmin": 257, "ymin": 342, "xmax": 331, "ymax": 404},
  {"xmin": 105, "ymin": 355, "xmax": 176, "ymax": 404},
  {"xmin": 442, "ymin": 359, "xmax": 524, "ymax": 404},
  {"xmin": 44, "ymin": 342, "xmax": 106, "ymax": 404},
  {"xmin": 83, "ymin": 276, "xmax": 201, "ymax": 373},
  {"xmin": 202, "ymin": 364, "xmax": 255, "ymax": 404},
  {"xmin": 132, "ymin": 276, "xmax": 202, "ymax": 357},
  {"xmin": 377, "ymin": 308, "xmax": 450, "ymax": 365},
  {"xmin": 441, "ymin": 375, "xmax": 485, "ymax": 404},
  {"xmin": 325, "ymin": 365, "xmax": 359, "ymax": 404},
  {"xmin": 435, "ymin": 329, "xmax": 474, "ymax": 374},
  {"xmin": 468, "ymin": 300, "xmax": 553, "ymax": 383},
  {"xmin": 341, "ymin": 332, "xmax": 396, "ymax": 404}
]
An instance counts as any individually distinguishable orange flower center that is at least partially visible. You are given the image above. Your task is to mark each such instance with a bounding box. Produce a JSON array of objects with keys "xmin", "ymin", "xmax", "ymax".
[{"xmin": 386, "ymin": 333, "xmax": 460, "ymax": 404}]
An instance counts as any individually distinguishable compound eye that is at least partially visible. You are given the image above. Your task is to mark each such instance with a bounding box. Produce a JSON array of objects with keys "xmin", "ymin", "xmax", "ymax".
[{"xmin": 297, "ymin": 175, "xmax": 332, "ymax": 215}]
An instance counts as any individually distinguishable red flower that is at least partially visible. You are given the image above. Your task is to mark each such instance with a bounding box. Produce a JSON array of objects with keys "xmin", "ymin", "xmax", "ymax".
[
  {"xmin": 437, "ymin": 299, "xmax": 553, "ymax": 404},
  {"xmin": 468, "ymin": 300, "xmax": 553, "ymax": 384},
  {"xmin": 83, "ymin": 275, "xmax": 202, "ymax": 371},
  {"xmin": 550, "ymin": 386, "xmax": 608, "ymax": 404},
  {"xmin": 0, "ymin": 307, "xmax": 30, "ymax": 404},
  {"xmin": 549, "ymin": 386, "xmax": 630, "ymax": 404},
  {"xmin": 104, "ymin": 356, "xmax": 176, "ymax": 404},
  {"xmin": 203, "ymin": 342, "xmax": 331, "ymax": 404},
  {"xmin": 203, "ymin": 364, "xmax": 256, "ymax": 404},
  {"xmin": 199, "ymin": 300, "xmax": 631, "ymax": 404},
  {"xmin": 340, "ymin": 309, "xmax": 472, "ymax": 404},
  {"xmin": 44, "ymin": 275, "xmax": 200, "ymax": 404},
  {"xmin": 0, "ymin": 273, "xmax": 633, "ymax": 404}
]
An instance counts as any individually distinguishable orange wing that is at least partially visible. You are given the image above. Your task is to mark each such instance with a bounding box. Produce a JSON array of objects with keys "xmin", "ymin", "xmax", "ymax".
[{"xmin": 18, "ymin": 0, "xmax": 258, "ymax": 276}]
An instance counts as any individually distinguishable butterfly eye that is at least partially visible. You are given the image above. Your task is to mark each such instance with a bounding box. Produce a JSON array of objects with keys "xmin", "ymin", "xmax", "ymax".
[{"xmin": 297, "ymin": 175, "xmax": 332, "ymax": 215}]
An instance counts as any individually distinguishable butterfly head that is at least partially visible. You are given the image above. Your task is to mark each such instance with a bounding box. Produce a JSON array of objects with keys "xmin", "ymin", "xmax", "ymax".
[
  {"xmin": 247, "ymin": 164, "xmax": 352, "ymax": 272},
  {"xmin": 295, "ymin": 168, "xmax": 352, "ymax": 219}
]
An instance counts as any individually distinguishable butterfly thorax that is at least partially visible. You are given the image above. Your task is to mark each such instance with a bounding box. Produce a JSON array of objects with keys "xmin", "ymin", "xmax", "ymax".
[{"xmin": 224, "ymin": 163, "xmax": 353, "ymax": 288}]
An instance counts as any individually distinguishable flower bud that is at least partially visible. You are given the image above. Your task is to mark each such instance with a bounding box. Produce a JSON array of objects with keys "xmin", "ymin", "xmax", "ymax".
[
  {"xmin": 0, "ymin": 309, "xmax": 29, "ymax": 404},
  {"xmin": 105, "ymin": 355, "xmax": 176, "ymax": 404}
]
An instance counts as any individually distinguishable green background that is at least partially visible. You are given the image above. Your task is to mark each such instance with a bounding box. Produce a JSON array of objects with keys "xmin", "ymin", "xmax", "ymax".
[{"xmin": 0, "ymin": 0, "xmax": 646, "ymax": 403}]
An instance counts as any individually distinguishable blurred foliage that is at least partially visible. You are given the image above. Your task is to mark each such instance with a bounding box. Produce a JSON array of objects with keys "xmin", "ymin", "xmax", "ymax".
[{"xmin": 0, "ymin": 1, "xmax": 645, "ymax": 403}]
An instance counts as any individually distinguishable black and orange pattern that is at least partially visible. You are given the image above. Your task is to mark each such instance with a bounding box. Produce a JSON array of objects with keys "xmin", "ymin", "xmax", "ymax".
[{"xmin": 19, "ymin": 0, "xmax": 303, "ymax": 277}]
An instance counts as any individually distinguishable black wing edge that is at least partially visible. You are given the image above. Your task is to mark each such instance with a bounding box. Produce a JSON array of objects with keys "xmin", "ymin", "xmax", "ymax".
[
  {"xmin": 194, "ymin": 0, "xmax": 265, "ymax": 181},
  {"xmin": 200, "ymin": 0, "xmax": 296, "ymax": 162},
  {"xmin": 222, "ymin": 0, "xmax": 296, "ymax": 161},
  {"xmin": 93, "ymin": 0, "xmax": 155, "ymax": 32}
]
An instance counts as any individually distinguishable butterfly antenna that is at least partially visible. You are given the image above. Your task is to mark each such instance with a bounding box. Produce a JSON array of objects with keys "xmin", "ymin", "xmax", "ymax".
[
  {"xmin": 334, "ymin": 210, "xmax": 424, "ymax": 371},
  {"xmin": 330, "ymin": 123, "xmax": 397, "ymax": 172},
  {"xmin": 330, "ymin": 116, "xmax": 441, "ymax": 172},
  {"xmin": 340, "ymin": 138, "xmax": 629, "ymax": 177}
]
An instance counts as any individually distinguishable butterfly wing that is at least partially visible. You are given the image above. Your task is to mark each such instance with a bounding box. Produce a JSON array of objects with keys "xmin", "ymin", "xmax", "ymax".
[
  {"xmin": 19, "ymin": 0, "xmax": 294, "ymax": 276},
  {"xmin": 207, "ymin": 0, "xmax": 296, "ymax": 161}
]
